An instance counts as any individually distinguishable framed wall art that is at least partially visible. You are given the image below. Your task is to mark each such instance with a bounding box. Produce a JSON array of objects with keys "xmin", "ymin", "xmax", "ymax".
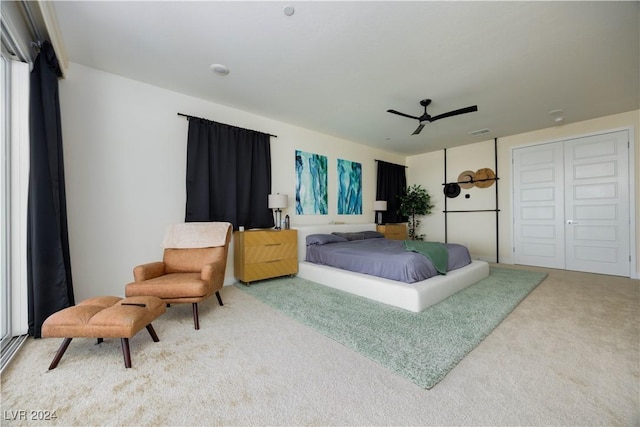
[
  {"xmin": 295, "ymin": 150, "xmax": 328, "ymax": 214},
  {"xmin": 337, "ymin": 158, "xmax": 362, "ymax": 215}
]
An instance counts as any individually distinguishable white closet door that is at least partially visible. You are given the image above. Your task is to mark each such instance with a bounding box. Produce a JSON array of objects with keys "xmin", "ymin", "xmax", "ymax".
[
  {"xmin": 513, "ymin": 142, "xmax": 565, "ymax": 268},
  {"xmin": 513, "ymin": 130, "xmax": 631, "ymax": 277},
  {"xmin": 564, "ymin": 131, "xmax": 630, "ymax": 276}
]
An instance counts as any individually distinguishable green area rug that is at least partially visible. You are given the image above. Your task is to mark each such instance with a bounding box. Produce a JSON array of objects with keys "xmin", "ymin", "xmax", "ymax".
[{"xmin": 236, "ymin": 266, "xmax": 547, "ymax": 389}]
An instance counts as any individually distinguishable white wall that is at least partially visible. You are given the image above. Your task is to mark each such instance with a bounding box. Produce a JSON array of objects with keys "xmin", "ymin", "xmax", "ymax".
[
  {"xmin": 407, "ymin": 110, "xmax": 640, "ymax": 277},
  {"xmin": 59, "ymin": 63, "xmax": 404, "ymax": 301},
  {"xmin": 59, "ymin": 63, "xmax": 639, "ymax": 301},
  {"xmin": 406, "ymin": 140, "xmax": 499, "ymax": 262}
]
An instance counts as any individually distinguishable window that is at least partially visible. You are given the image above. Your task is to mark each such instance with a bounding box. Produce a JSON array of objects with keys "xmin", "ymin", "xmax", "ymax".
[
  {"xmin": 0, "ymin": 54, "xmax": 29, "ymax": 372},
  {"xmin": 1, "ymin": 54, "xmax": 9, "ymax": 352}
]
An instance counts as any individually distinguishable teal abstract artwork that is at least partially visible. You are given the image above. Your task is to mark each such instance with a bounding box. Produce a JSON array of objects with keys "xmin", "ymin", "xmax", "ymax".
[
  {"xmin": 337, "ymin": 158, "xmax": 362, "ymax": 215},
  {"xmin": 295, "ymin": 150, "xmax": 328, "ymax": 214}
]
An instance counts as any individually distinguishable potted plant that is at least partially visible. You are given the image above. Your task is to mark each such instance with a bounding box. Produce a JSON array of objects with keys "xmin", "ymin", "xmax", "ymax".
[{"xmin": 397, "ymin": 184, "xmax": 434, "ymax": 240}]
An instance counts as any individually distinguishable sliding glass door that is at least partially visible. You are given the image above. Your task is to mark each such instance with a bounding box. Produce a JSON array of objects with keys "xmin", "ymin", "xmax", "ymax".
[
  {"xmin": 1, "ymin": 54, "xmax": 30, "ymax": 369},
  {"xmin": 1, "ymin": 54, "xmax": 10, "ymax": 351},
  {"xmin": 1, "ymin": 1, "xmax": 36, "ymax": 369}
]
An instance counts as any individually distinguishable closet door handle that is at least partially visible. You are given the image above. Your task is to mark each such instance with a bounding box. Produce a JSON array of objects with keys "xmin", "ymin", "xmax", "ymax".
[{"xmin": 566, "ymin": 220, "xmax": 579, "ymax": 225}]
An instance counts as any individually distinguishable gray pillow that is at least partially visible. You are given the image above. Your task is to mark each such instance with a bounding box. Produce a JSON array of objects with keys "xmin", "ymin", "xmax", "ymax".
[
  {"xmin": 331, "ymin": 232, "xmax": 365, "ymax": 241},
  {"xmin": 362, "ymin": 230, "xmax": 384, "ymax": 239},
  {"xmin": 306, "ymin": 234, "xmax": 348, "ymax": 246}
]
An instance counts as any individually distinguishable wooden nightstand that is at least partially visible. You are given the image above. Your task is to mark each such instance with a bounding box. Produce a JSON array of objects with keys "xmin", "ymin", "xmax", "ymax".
[
  {"xmin": 234, "ymin": 229, "xmax": 298, "ymax": 284},
  {"xmin": 376, "ymin": 224, "xmax": 407, "ymax": 240}
]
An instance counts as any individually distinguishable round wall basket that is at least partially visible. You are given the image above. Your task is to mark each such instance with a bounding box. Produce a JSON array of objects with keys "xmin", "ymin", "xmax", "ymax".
[
  {"xmin": 444, "ymin": 182, "xmax": 461, "ymax": 198},
  {"xmin": 474, "ymin": 168, "xmax": 496, "ymax": 188},
  {"xmin": 457, "ymin": 170, "xmax": 476, "ymax": 189}
]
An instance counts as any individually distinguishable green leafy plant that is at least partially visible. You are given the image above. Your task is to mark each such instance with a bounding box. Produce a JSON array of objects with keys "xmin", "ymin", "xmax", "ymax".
[{"xmin": 397, "ymin": 184, "xmax": 434, "ymax": 240}]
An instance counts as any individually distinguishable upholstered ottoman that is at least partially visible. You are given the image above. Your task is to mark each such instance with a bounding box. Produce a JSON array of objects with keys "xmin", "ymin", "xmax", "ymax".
[{"xmin": 42, "ymin": 296, "xmax": 166, "ymax": 369}]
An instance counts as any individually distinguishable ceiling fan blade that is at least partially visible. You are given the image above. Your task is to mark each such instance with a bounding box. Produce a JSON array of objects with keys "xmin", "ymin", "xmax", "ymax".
[
  {"xmin": 429, "ymin": 105, "xmax": 478, "ymax": 122},
  {"xmin": 412, "ymin": 123, "xmax": 425, "ymax": 135},
  {"xmin": 387, "ymin": 109, "xmax": 421, "ymax": 121}
]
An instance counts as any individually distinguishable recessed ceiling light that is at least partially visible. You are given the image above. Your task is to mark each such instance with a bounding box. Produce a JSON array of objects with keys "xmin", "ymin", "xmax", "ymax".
[
  {"xmin": 548, "ymin": 109, "xmax": 564, "ymax": 116},
  {"xmin": 210, "ymin": 64, "xmax": 230, "ymax": 76},
  {"xmin": 283, "ymin": 6, "xmax": 295, "ymax": 16}
]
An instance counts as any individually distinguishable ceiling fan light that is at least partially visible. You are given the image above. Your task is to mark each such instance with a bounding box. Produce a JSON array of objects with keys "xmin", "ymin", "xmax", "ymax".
[{"xmin": 388, "ymin": 97, "xmax": 478, "ymax": 135}]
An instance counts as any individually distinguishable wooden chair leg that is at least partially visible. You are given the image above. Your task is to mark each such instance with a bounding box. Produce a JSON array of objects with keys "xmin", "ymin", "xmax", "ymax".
[
  {"xmin": 48, "ymin": 338, "xmax": 73, "ymax": 370},
  {"xmin": 215, "ymin": 291, "xmax": 224, "ymax": 306},
  {"xmin": 145, "ymin": 324, "xmax": 160, "ymax": 342},
  {"xmin": 192, "ymin": 303, "xmax": 200, "ymax": 330},
  {"xmin": 120, "ymin": 338, "xmax": 132, "ymax": 368}
]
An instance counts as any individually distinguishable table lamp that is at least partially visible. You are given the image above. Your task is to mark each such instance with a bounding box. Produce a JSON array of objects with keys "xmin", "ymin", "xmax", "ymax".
[
  {"xmin": 268, "ymin": 194, "xmax": 288, "ymax": 230},
  {"xmin": 373, "ymin": 200, "xmax": 387, "ymax": 225}
]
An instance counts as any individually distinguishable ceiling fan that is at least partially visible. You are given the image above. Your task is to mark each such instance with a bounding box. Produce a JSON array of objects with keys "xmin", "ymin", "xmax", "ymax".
[{"xmin": 387, "ymin": 99, "xmax": 478, "ymax": 135}]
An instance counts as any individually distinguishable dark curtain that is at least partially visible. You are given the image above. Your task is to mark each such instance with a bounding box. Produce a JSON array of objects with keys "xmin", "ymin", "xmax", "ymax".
[
  {"xmin": 376, "ymin": 160, "xmax": 407, "ymax": 223},
  {"xmin": 185, "ymin": 118, "xmax": 273, "ymax": 229},
  {"xmin": 27, "ymin": 41, "xmax": 75, "ymax": 338}
]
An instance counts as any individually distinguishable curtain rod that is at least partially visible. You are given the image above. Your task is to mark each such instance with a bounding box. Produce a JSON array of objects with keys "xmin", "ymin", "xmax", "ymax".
[
  {"xmin": 21, "ymin": 1, "xmax": 44, "ymax": 43},
  {"xmin": 177, "ymin": 113, "xmax": 277, "ymax": 138},
  {"xmin": 375, "ymin": 159, "xmax": 408, "ymax": 168}
]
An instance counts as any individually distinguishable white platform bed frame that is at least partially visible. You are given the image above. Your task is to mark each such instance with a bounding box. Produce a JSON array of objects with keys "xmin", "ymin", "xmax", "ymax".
[{"xmin": 296, "ymin": 223, "xmax": 490, "ymax": 312}]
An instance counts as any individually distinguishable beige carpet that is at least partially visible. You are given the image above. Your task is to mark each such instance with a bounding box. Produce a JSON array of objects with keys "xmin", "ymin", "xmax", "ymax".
[{"xmin": 1, "ymin": 265, "xmax": 638, "ymax": 426}]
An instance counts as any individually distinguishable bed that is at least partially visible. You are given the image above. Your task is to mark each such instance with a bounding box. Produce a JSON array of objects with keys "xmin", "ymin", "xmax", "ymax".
[{"xmin": 296, "ymin": 223, "xmax": 489, "ymax": 312}]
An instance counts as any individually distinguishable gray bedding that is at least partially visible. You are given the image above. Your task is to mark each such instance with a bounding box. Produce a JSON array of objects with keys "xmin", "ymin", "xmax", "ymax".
[{"xmin": 306, "ymin": 238, "xmax": 472, "ymax": 283}]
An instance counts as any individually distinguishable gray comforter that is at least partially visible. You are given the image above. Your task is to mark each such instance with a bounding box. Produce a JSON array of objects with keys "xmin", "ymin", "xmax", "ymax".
[{"xmin": 306, "ymin": 238, "xmax": 471, "ymax": 283}]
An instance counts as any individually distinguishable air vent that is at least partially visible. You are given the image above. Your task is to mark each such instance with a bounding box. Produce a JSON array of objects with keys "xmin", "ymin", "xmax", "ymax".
[{"xmin": 469, "ymin": 128, "xmax": 491, "ymax": 136}]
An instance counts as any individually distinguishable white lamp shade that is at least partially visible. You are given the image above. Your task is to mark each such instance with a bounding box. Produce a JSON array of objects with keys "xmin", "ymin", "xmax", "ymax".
[
  {"xmin": 268, "ymin": 194, "xmax": 288, "ymax": 209},
  {"xmin": 373, "ymin": 200, "xmax": 387, "ymax": 211}
]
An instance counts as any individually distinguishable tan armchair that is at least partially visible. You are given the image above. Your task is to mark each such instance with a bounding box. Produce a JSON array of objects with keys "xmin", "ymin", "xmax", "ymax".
[{"xmin": 125, "ymin": 222, "xmax": 232, "ymax": 330}]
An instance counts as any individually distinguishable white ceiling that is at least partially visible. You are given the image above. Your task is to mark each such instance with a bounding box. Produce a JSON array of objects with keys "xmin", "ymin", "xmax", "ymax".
[{"xmin": 52, "ymin": 1, "xmax": 639, "ymax": 156}]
